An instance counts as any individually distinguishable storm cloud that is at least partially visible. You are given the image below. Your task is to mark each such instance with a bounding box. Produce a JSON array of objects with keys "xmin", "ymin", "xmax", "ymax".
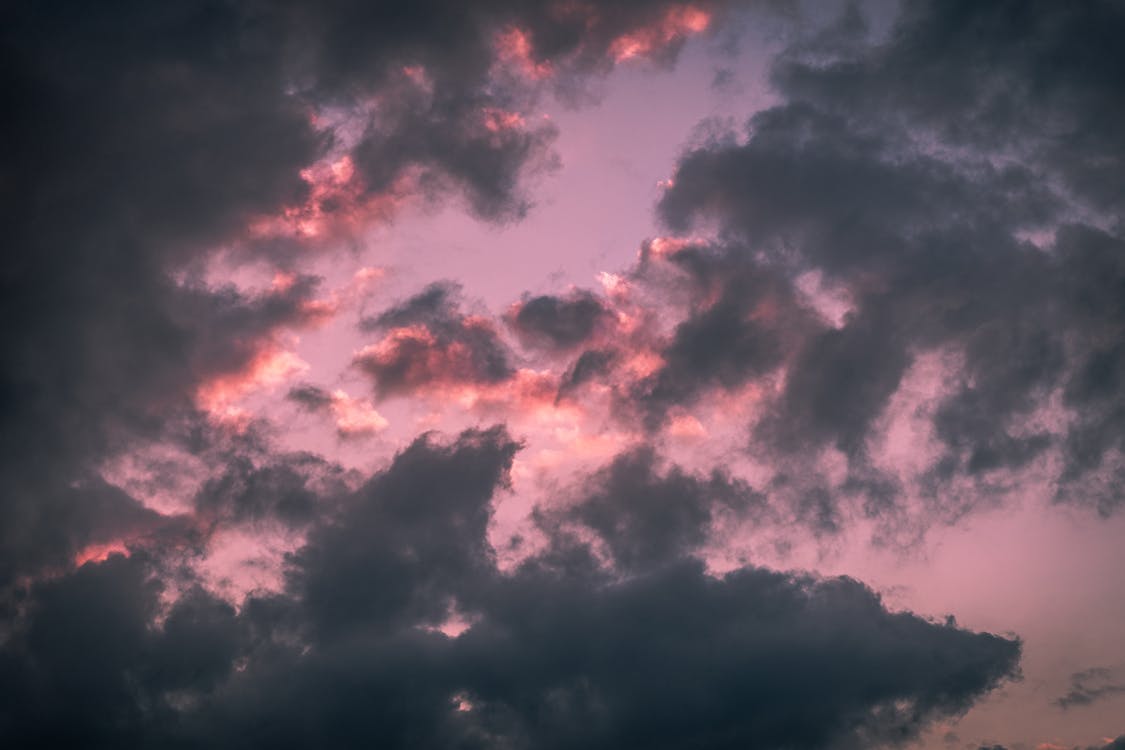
[{"xmin": 0, "ymin": 428, "xmax": 1022, "ymax": 749}]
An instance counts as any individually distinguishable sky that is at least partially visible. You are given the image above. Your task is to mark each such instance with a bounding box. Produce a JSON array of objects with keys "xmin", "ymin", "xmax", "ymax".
[{"xmin": 2, "ymin": 1, "xmax": 1124, "ymax": 749}]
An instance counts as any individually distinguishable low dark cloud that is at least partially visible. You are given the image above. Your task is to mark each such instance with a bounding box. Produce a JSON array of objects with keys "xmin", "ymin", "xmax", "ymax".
[
  {"xmin": 0, "ymin": 428, "xmax": 1023, "ymax": 749},
  {"xmin": 559, "ymin": 445, "xmax": 767, "ymax": 571},
  {"xmin": 0, "ymin": 271, "xmax": 329, "ymax": 581},
  {"xmin": 290, "ymin": 426, "xmax": 520, "ymax": 640},
  {"xmin": 979, "ymin": 737, "xmax": 1125, "ymax": 750},
  {"xmin": 0, "ymin": 554, "xmax": 243, "ymax": 749}
]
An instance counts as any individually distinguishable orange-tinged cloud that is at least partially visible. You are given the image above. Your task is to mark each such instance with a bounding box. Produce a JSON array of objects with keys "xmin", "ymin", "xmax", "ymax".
[
  {"xmin": 597, "ymin": 271, "xmax": 629, "ymax": 298},
  {"xmin": 482, "ymin": 107, "xmax": 527, "ymax": 134},
  {"xmin": 74, "ymin": 541, "xmax": 130, "ymax": 567},
  {"xmin": 644, "ymin": 235, "xmax": 703, "ymax": 260},
  {"xmin": 667, "ymin": 412, "xmax": 708, "ymax": 438},
  {"xmin": 197, "ymin": 345, "xmax": 310, "ymax": 425},
  {"xmin": 609, "ymin": 5, "xmax": 711, "ymax": 62},
  {"xmin": 327, "ymin": 389, "xmax": 389, "ymax": 437},
  {"xmin": 248, "ymin": 155, "xmax": 413, "ymax": 243},
  {"xmin": 494, "ymin": 26, "xmax": 555, "ymax": 80}
]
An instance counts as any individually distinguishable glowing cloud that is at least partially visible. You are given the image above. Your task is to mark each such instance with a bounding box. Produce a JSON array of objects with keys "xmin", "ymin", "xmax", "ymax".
[{"xmin": 609, "ymin": 5, "xmax": 711, "ymax": 62}]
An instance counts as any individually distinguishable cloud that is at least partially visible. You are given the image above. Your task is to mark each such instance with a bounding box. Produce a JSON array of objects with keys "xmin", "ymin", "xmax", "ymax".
[
  {"xmin": 1054, "ymin": 667, "xmax": 1125, "ymax": 711},
  {"xmin": 0, "ymin": 427, "xmax": 1022, "ymax": 748},
  {"xmin": 556, "ymin": 348, "xmax": 620, "ymax": 401},
  {"xmin": 288, "ymin": 384, "xmax": 389, "ymax": 438},
  {"xmin": 192, "ymin": 449, "xmax": 349, "ymax": 530},
  {"xmin": 0, "ymin": 554, "xmax": 242, "ymax": 748},
  {"xmin": 0, "ymin": 0, "xmax": 748, "ymax": 584},
  {"xmin": 355, "ymin": 282, "xmax": 514, "ymax": 399},
  {"xmin": 641, "ymin": 1, "xmax": 1125, "ymax": 518},
  {"xmin": 290, "ymin": 427, "xmax": 521, "ymax": 639},
  {"xmin": 507, "ymin": 289, "xmax": 615, "ymax": 353},
  {"xmin": 0, "ymin": 268, "xmax": 331, "ymax": 580},
  {"xmin": 772, "ymin": 0, "xmax": 1125, "ymax": 217},
  {"xmin": 623, "ymin": 241, "xmax": 818, "ymax": 429},
  {"xmin": 3, "ymin": 2, "xmax": 1116, "ymax": 747},
  {"xmin": 556, "ymin": 445, "xmax": 768, "ymax": 571},
  {"xmin": 978, "ymin": 736, "xmax": 1125, "ymax": 750}
]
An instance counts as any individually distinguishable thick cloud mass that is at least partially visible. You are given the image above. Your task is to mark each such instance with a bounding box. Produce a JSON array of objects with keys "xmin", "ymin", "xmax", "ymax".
[
  {"xmin": 4, "ymin": 0, "xmax": 1120, "ymax": 747},
  {"xmin": 650, "ymin": 0, "xmax": 1125, "ymax": 517},
  {"xmin": 0, "ymin": 428, "xmax": 1021, "ymax": 749}
]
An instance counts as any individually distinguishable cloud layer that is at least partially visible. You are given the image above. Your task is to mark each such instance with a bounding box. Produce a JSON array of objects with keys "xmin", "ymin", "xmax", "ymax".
[{"xmin": 3, "ymin": 0, "xmax": 1123, "ymax": 748}]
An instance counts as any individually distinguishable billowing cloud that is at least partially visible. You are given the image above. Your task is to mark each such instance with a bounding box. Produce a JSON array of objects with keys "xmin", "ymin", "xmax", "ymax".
[
  {"xmin": 0, "ymin": 428, "xmax": 1021, "ymax": 749},
  {"xmin": 556, "ymin": 445, "xmax": 768, "ymax": 571},
  {"xmin": 0, "ymin": 0, "xmax": 742, "ymax": 583},
  {"xmin": 3, "ymin": 1, "xmax": 1120, "ymax": 747},
  {"xmin": 644, "ymin": 0, "xmax": 1125, "ymax": 521}
]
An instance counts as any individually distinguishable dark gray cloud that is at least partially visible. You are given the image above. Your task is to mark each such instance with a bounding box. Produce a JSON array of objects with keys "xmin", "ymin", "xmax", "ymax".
[
  {"xmin": 508, "ymin": 290, "xmax": 613, "ymax": 352},
  {"xmin": 630, "ymin": 242, "xmax": 818, "ymax": 429},
  {"xmin": 453, "ymin": 560, "xmax": 1019, "ymax": 750},
  {"xmin": 978, "ymin": 737, "xmax": 1125, "ymax": 750},
  {"xmin": 0, "ymin": 427, "xmax": 1023, "ymax": 749},
  {"xmin": 287, "ymin": 383, "xmax": 337, "ymax": 412},
  {"xmin": 758, "ymin": 304, "xmax": 910, "ymax": 456},
  {"xmin": 192, "ymin": 449, "xmax": 349, "ymax": 529},
  {"xmin": 0, "ymin": 553, "xmax": 243, "ymax": 749},
  {"xmin": 772, "ymin": 0, "xmax": 1125, "ymax": 217},
  {"xmin": 1054, "ymin": 667, "xmax": 1125, "ymax": 711},
  {"xmin": 355, "ymin": 282, "xmax": 514, "ymax": 398},
  {"xmin": 0, "ymin": 269, "xmax": 329, "ymax": 581},
  {"xmin": 289, "ymin": 426, "xmax": 520, "ymax": 640},
  {"xmin": 648, "ymin": 0, "xmax": 1125, "ymax": 515},
  {"xmin": 559, "ymin": 445, "xmax": 768, "ymax": 571}
]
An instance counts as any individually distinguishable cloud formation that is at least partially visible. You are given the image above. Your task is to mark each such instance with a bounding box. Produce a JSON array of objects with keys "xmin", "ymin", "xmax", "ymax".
[
  {"xmin": 3, "ymin": 0, "xmax": 1123, "ymax": 747},
  {"xmin": 356, "ymin": 282, "xmax": 514, "ymax": 398},
  {"xmin": 0, "ymin": 428, "xmax": 1022, "ymax": 749},
  {"xmin": 644, "ymin": 0, "xmax": 1125, "ymax": 521}
]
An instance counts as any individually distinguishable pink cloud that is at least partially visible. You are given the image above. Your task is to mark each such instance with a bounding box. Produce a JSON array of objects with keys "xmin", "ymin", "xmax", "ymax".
[
  {"xmin": 74, "ymin": 541, "xmax": 131, "ymax": 567},
  {"xmin": 609, "ymin": 4, "xmax": 712, "ymax": 63},
  {"xmin": 326, "ymin": 389, "xmax": 389, "ymax": 438},
  {"xmin": 196, "ymin": 344, "xmax": 310, "ymax": 426},
  {"xmin": 493, "ymin": 26, "xmax": 555, "ymax": 80},
  {"xmin": 247, "ymin": 154, "xmax": 415, "ymax": 245}
]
